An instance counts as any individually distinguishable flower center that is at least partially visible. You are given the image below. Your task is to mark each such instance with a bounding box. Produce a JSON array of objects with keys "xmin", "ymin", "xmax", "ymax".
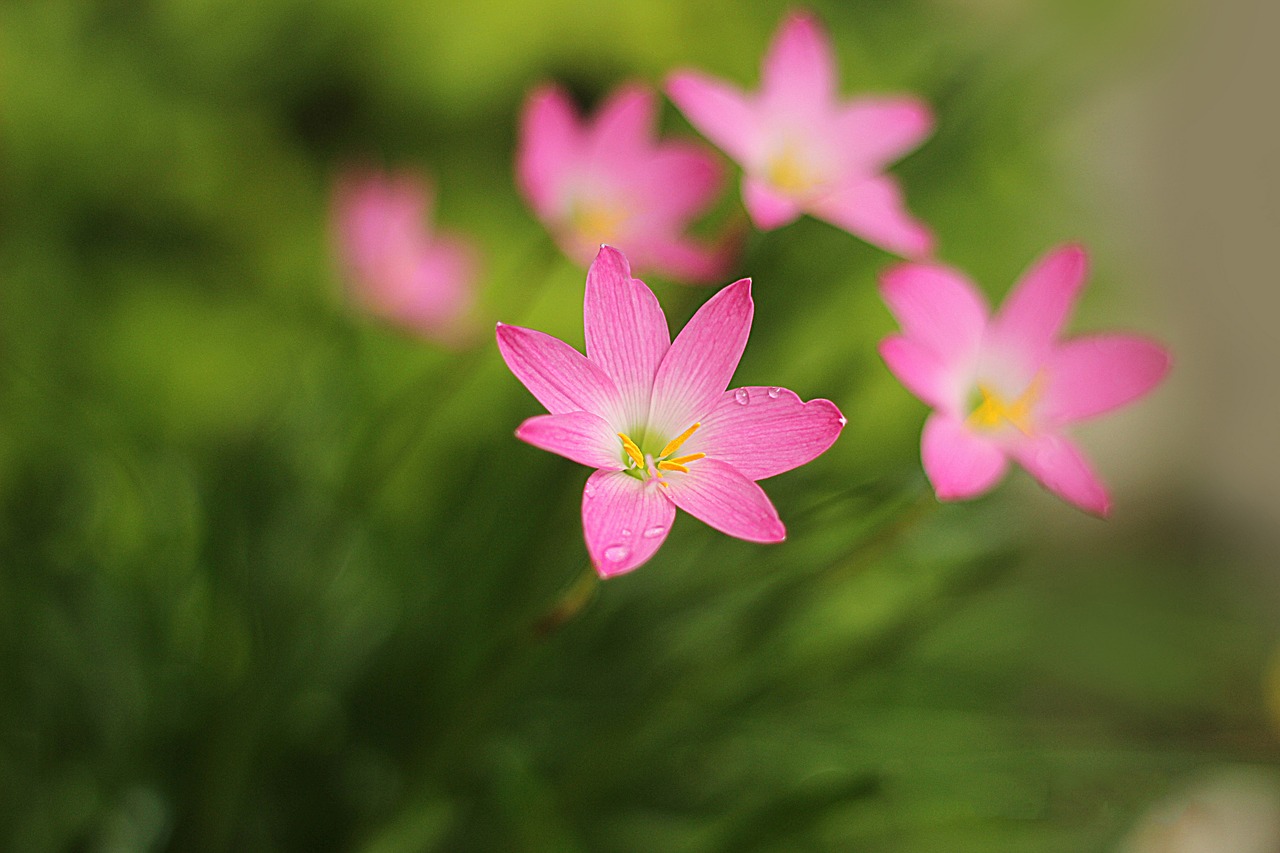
[
  {"xmin": 617, "ymin": 422, "xmax": 706, "ymax": 486},
  {"xmin": 571, "ymin": 201, "xmax": 629, "ymax": 244},
  {"xmin": 767, "ymin": 145, "xmax": 820, "ymax": 195},
  {"xmin": 967, "ymin": 376, "xmax": 1042, "ymax": 435}
]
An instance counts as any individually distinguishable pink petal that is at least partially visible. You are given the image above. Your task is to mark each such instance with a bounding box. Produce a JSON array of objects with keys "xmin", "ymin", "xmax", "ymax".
[
  {"xmin": 989, "ymin": 244, "xmax": 1088, "ymax": 367},
  {"xmin": 666, "ymin": 71, "xmax": 760, "ymax": 164},
  {"xmin": 1011, "ymin": 434, "xmax": 1111, "ymax": 516},
  {"xmin": 809, "ymin": 174, "xmax": 934, "ymax": 257},
  {"xmin": 743, "ymin": 176, "xmax": 803, "ymax": 229},
  {"xmin": 662, "ymin": 457, "xmax": 786, "ymax": 542},
  {"xmin": 1039, "ymin": 334, "xmax": 1171, "ymax": 426},
  {"xmin": 688, "ymin": 386, "xmax": 844, "ymax": 480},
  {"xmin": 837, "ymin": 97, "xmax": 935, "ymax": 172},
  {"xmin": 582, "ymin": 469, "xmax": 677, "ymax": 577},
  {"xmin": 878, "ymin": 335, "xmax": 957, "ymax": 413},
  {"xmin": 635, "ymin": 233, "xmax": 736, "ymax": 285},
  {"xmin": 583, "ymin": 246, "xmax": 670, "ymax": 425},
  {"xmin": 495, "ymin": 323, "xmax": 621, "ymax": 420},
  {"xmin": 516, "ymin": 85, "xmax": 581, "ymax": 221},
  {"xmin": 586, "ymin": 83, "xmax": 657, "ymax": 167},
  {"xmin": 515, "ymin": 411, "xmax": 623, "ymax": 470},
  {"xmin": 385, "ymin": 232, "xmax": 477, "ymax": 340},
  {"xmin": 880, "ymin": 261, "xmax": 989, "ymax": 363},
  {"xmin": 636, "ymin": 142, "xmax": 724, "ymax": 223},
  {"xmin": 921, "ymin": 413, "xmax": 1008, "ymax": 500},
  {"xmin": 761, "ymin": 11, "xmax": 837, "ymax": 118},
  {"xmin": 647, "ymin": 278, "xmax": 753, "ymax": 437}
]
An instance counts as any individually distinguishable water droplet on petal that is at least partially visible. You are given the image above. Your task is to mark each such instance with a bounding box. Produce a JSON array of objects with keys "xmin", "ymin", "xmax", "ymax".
[
  {"xmin": 642, "ymin": 525, "xmax": 666, "ymax": 539},
  {"xmin": 838, "ymin": 416, "xmax": 847, "ymax": 426},
  {"xmin": 621, "ymin": 528, "xmax": 632, "ymax": 537},
  {"xmin": 603, "ymin": 544, "xmax": 630, "ymax": 563},
  {"xmin": 768, "ymin": 386, "xmax": 782, "ymax": 399},
  {"xmin": 584, "ymin": 481, "xmax": 596, "ymax": 497},
  {"xmin": 734, "ymin": 388, "xmax": 750, "ymax": 405}
]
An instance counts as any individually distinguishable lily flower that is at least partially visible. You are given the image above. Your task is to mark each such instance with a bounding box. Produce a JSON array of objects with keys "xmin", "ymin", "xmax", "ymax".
[
  {"xmin": 879, "ymin": 244, "xmax": 1171, "ymax": 515},
  {"xmin": 666, "ymin": 10, "xmax": 935, "ymax": 257},
  {"xmin": 497, "ymin": 246, "xmax": 845, "ymax": 577},
  {"xmin": 332, "ymin": 167, "xmax": 477, "ymax": 343},
  {"xmin": 516, "ymin": 82, "xmax": 734, "ymax": 284}
]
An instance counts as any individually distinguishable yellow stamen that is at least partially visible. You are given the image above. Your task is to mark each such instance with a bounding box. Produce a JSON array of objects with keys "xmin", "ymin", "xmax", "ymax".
[
  {"xmin": 665, "ymin": 452, "xmax": 705, "ymax": 466},
  {"xmin": 572, "ymin": 202, "xmax": 628, "ymax": 243},
  {"xmin": 618, "ymin": 432, "xmax": 645, "ymax": 469},
  {"xmin": 767, "ymin": 145, "xmax": 818, "ymax": 195},
  {"xmin": 967, "ymin": 378, "xmax": 1041, "ymax": 435},
  {"xmin": 659, "ymin": 422, "xmax": 701, "ymax": 458},
  {"xmin": 657, "ymin": 461, "xmax": 689, "ymax": 473}
]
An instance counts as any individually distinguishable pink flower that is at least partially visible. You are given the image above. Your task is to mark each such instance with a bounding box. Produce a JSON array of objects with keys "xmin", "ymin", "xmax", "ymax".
[
  {"xmin": 516, "ymin": 82, "xmax": 734, "ymax": 284},
  {"xmin": 332, "ymin": 167, "xmax": 478, "ymax": 343},
  {"xmin": 879, "ymin": 244, "xmax": 1171, "ymax": 515},
  {"xmin": 497, "ymin": 246, "xmax": 845, "ymax": 577},
  {"xmin": 666, "ymin": 10, "xmax": 935, "ymax": 257}
]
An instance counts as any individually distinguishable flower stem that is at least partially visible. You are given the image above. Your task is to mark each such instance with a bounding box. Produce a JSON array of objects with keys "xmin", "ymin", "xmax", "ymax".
[{"xmin": 532, "ymin": 563, "xmax": 599, "ymax": 638}]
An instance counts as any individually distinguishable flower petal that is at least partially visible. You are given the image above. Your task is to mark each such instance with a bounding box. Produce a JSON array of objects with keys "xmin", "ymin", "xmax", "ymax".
[
  {"xmin": 648, "ymin": 278, "xmax": 753, "ymax": 436},
  {"xmin": 921, "ymin": 413, "xmax": 1008, "ymax": 501},
  {"xmin": 583, "ymin": 246, "xmax": 670, "ymax": 426},
  {"xmin": 880, "ymin": 260, "xmax": 988, "ymax": 363},
  {"xmin": 809, "ymin": 174, "xmax": 934, "ymax": 257},
  {"xmin": 1039, "ymin": 334, "xmax": 1171, "ymax": 426},
  {"xmin": 742, "ymin": 176, "xmax": 803, "ymax": 229},
  {"xmin": 688, "ymin": 386, "xmax": 844, "ymax": 480},
  {"xmin": 879, "ymin": 335, "xmax": 959, "ymax": 413},
  {"xmin": 515, "ymin": 411, "xmax": 623, "ymax": 470},
  {"xmin": 666, "ymin": 71, "xmax": 760, "ymax": 164},
  {"xmin": 495, "ymin": 323, "xmax": 621, "ymax": 419},
  {"xmin": 582, "ymin": 469, "xmax": 677, "ymax": 577},
  {"xmin": 1011, "ymin": 433, "xmax": 1111, "ymax": 516},
  {"xmin": 586, "ymin": 83, "xmax": 656, "ymax": 167},
  {"xmin": 516, "ymin": 85, "xmax": 581, "ymax": 221},
  {"xmin": 836, "ymin": 97, "xmax": 935, "ymax": 172},
  {"xmin": 636, "ymin": 142, "xmax": 725, "ymax": 223},
  {"xmin": 761, "ymin": 11, "xmax": 837, "ymax": 118},
  {"xmin": 662, "ymin": 457, "xmax": 785, "ymax": 542},
  {"xmin": 635, "ymin": 233, "xmax": 736, "ymax": 285},
  {"xmin": 989, "ymin": 244, "xmax": 1088, "ymax": 366}
]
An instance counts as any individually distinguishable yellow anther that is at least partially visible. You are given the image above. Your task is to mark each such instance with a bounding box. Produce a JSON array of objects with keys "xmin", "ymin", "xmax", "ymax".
[
  {"xmin": 618, "ymin": 433, "xmax": 645, "ymax": 469},
  {"xmin": 665, "ymin": 452, "xmax": 705, "ymax": 466},
  {"xmin": 657, "ymin": 461, "xmax": 689, "ymax": 473},
  {"xmin": 967, "ymin": 378, "xmax": 1040, "ymax": 435},
  {"xmin": 659, "ymin": 422, "xmax": 701, "ymax": 459},
  {"xmin": 767, "ymin": 145, "xmax": 818, "ymax": 195},
  {"xmin": 572, "ymin": 202, "xmax": 628, "ymax": 243}
]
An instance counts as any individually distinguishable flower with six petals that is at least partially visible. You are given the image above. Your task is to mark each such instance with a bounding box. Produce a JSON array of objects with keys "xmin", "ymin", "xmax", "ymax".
[
  {"xmin": 878, "ymin": 244, "xmax": 1171, "ymax": 515},
  {"xmin": 666, "ymin": 10, "xmax": 935, "ymax": 257},
  {"xmin": 332, "ymin": 167, "xmax": 478, "ymax": 343},
  {"xmin": 517, "ymin": 83, "xmax": 734, "ymax": 284},
  {"xmin": 497, "ymin": 246, "xmax": 845, "ymax": 577}
]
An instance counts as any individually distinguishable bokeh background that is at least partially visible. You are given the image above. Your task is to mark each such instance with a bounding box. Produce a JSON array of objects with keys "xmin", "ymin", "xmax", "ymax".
[{"xmin": 2, "ymin": 0, "xmax": 1278, "ymax": 850}]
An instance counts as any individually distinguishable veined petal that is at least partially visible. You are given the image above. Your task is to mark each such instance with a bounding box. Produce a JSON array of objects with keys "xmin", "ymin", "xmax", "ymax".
[
  {"xmin": 666, "ymin": 71, "xmax": 760, "ymax": 164},
  {"xmin": 761, "ymin": 11, "xmax": 837, "ymax": 117},
  {"xmin": 921, "ymin": 413, "xmax": 1008, "ymax": 500},
  {"xmin": 990, "ymin": 244, "xmax": 1089, "ymax": 366},
  {"xmin": 689, "ymin": 386, "xmax": 844, "ymax": 480},
  {"xmin": 583, "ymin": 469, "xmax": 677, "ymax": 577},
  {"xmin": 583, "ymin": 246, "xmax": 670, "ymax": 425},
  {"xmin": 587, "ymin": 83, "xmax": 657, "ymax": 167},
  {"xmin": 1039, "ymin": 334, "xmax": 1171, "ymax": 426},
  {"xmin": 648, "ymin": 278, "xmax": 753, "ymax": 436},
  {"xmin": 496, "ymin": 323, "xmax": 621, "ymax": 419},
  {"xmin": 880, "ymin": 260, "xmax": 988, "ymax": 363},
  {"xmin": 809, "ymin": 174, "xmax": 934, "ymax": 258},
  {"xmin": 1011, "ymin": 433, "xmax": 1111, "ymax": 516},
  {"xmin": 516, "ymin": 85, "xmax": 581, "ymax": 220},
  {"xmin": 742, "ymin": 176, "xmax": 803, "ymax": 229},
  {"xmin": 515, "ymin": 411, "xmax": 623, "ymax": 470},
  {"xmin": 879, "ymin": 335, "xmax": 960, "ymax": 414},
  {"xmin": 662, "ymin": 457, "xmax": 786, "ymax": 542},
  {"xmin": 836, "ymin": 97, "xmax": 935, "ymax": 172}
]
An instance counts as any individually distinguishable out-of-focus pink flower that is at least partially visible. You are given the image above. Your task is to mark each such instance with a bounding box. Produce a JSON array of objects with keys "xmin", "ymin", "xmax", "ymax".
[
  {"xmin": 332, "ymin": 167, "xmax": 478, "ymax": 343},
  {"xmin": 666, "ymin": 10, "xmax": 935, "ymax": 257},
  {"xmin": 516, "ymin": 83, "xmax": 734, "ymax": 284},
  {"xmin": 497, "ymin": 246, "xmax": 844, "ymax": 577},
  {"xmin": 879, "ymin": 244, "xmax": 1171, "ymax": 515}
]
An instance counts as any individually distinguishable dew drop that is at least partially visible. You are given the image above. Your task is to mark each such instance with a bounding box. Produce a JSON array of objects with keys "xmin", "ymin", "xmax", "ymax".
[
  {"xmin": 603, "ymin": 544, "xmax": 630, "ymax": 563},
  {"xmin": 768, "ymin": 386, "xmax": 782, "ymax": 399},
  {"xmin": 621, "ymin": 528, "xmax": 632, "ymax": 537},
  {"xmin": 584, "ymin": 481, "xmax": 596, "ymax": 497},
  {"xmin": 838, "ymin": 416, "xmax": 848, "ymax": 426},
  {"xmin": 734, "ymin": 388, "xmax": 750, "ymax": 405},
  {"xmin": 642, "ymin": 525, "xmax": 666, "ymax": 539}
]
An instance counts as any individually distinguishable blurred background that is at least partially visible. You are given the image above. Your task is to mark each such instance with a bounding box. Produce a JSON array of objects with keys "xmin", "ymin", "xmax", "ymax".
[{"xmin": 1, "ymin": 0, "xmax": 1277, "ymax": 850}]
